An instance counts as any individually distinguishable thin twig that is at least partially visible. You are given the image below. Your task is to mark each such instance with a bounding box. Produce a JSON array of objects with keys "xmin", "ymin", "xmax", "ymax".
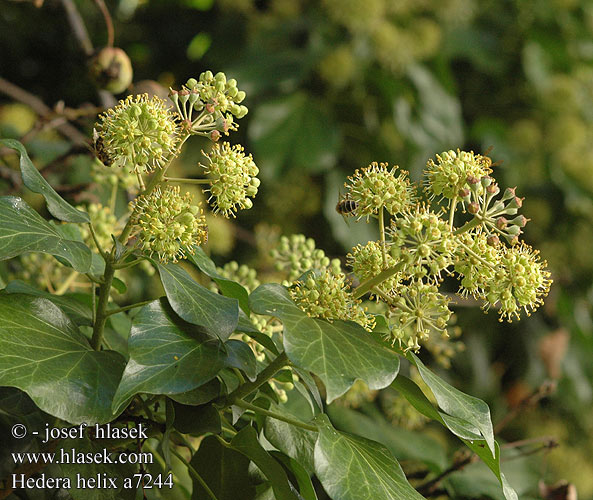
[
  {"xmin": 60, "ymin": 0, "xmax": 94, "ymax": 57},
  {"xmin": 93, "ymin": 0, "xmax": 114, "ymax": 47}
]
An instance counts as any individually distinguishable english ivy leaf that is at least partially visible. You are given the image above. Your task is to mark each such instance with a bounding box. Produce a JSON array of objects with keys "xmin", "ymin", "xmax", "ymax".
[
  {"xmin": 327, "ymin": 404, "xmax": 447, "ymax": 472},
  {"xmin": 189, "ymin": 247, "xmax": 250, "ymax": 315},
  {"xmin": 190, "ymin": 435, "xmax": 255, "ymax": 500},
  {"xmin": 158, "ymin": 262, "xmax": 239, "ymax": 340},
  {"xmin": 2, "ymin": 280, "xmax": 93, "ymax": 325},
  {"xmin": 249, "ymin": 284, "xmax": 399, "ymax": 402},
  {"xmin": 0, "ymin": 139, "xmax": 90, "ymax": 223},
  {"xmin": 270, "ymin": 451, "xmax": 318, "ymax": 500},
  {"xmin": 111, "ymin": 299, "xmax": 225, "ymax": 415},
  {"xmin": 172, "ymin": 401, "xmax": 221, "ymax": 435},
  {"xmin": 0, "ymin": 197, "xmax": 92, "ymax": 273},
  {"xmin": 313, "ymin": 414, "xmax": 426, "ymax": 500},
  {"xmin": 409, "ymin": 352, "xmax": 496, "ymax": 457},
  {"xmin": 392, "ymin": 374, "xmax": 518, "ymax": 500},
  {"xmin": 168, "ymin": 378, "xmax": 221, "ymax": 406},
  {"xmin": 0, "ymin": 294, "xmax": 125, "ymax": 424},
  {"xmin": 248, "ymin": 93, "xmax": 340, "ymax": 179},
  {"xmin": 224, "ymin": 339, "xmax": 257, "ymax": 381},
  {"xmin": 230, "ymin": 426, "xmax": 302, "ymax": 500}
]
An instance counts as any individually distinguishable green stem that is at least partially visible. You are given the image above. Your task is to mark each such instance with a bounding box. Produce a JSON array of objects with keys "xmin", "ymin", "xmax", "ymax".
[
  {"xmin": 378, "ymin": 206, "xmax": 387, "ymax": 268},
  {"xmin": 371, "ymin": 286, "xmax": 394, "ymax": 304},
  {"xmin": 453, "ymin": 217, "xmax": 482, "ymax": 236},
  {"xmin": 164, "ymin": 176, "xmax": 211, "ymax": 184},
  {"xmin": 113, "ymin": 258, "xmax": 143, "ymax": 270},
  {"xmin": 88, "ymin": 222, "xmax": 108, "ymax": 259},
  {"xmin": 448, "ymin": 196, "xmax": 458, "ymax": 230},
  {"xmin": 170, "ymin": 448, "xmax": 219, "ymax": 500},
  {"xmin": 90, "ymin": 258, "xmax": 115, "ymax": 350},
  {"xmin": 109, "ymin": 182, "xmax": 118, "ymax": 213},
  {"xmin": 224, "ymin": 352, "xmax": 289, "ymax": 406},
  {"xmin": 352, "ymin": 262, "xmax": 405, "ymax": 300},
  {"xmin": 459, "ymin": 241, "xmax": 497, "ymax": 270},
  {"xmin": 233, "ymin": 398, "xmax": 318, "ymax": 432},
  {"xmin": 105, "ymin": 299, "xmax": 154, "ymax": 317}
]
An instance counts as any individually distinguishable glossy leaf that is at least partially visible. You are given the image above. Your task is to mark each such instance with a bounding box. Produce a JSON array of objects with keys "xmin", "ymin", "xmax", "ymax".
[
  {"xmin": 409, "ymin": 352, "xmax": 495, "ymax": 456},
  {"xmin": 249, "ymin": 284, "xmax": 399, "ymax": 402},
  {"xmin": 172, "ymin": 401, "xmax": 221, "ymax": 435},
  {"xmin": 230, "ymin": 426, "xmax": 301, "ymax": 500},
  {"xmin": 111, "ymin": 299, "xmax": 225, "ymax": 414},
  {"xmin": 168, "ymin": 378, "xmax": 221, "ymax": 406},
  {"xmin": 158, "ymin": 262, "xmax": 239, "ymax": 340},
  {"xmin": 190, "ymin": 435, "xmax": 255, "ymax": 500},
  {"xmin": 0, "ymin": 197, "xmax": 92, "ymax": 273},
  {"xmin": 2, "ymin": 280, "xmax": 93, "ymax": 325},
  {"xmin": 270, "ymin": 451, "xmax": 318, "ymax": 500},
  {"xmin": 0, "ymin": 294, "xmax": 125, "ymax": 424},
  {"xmin": 327, "ymin": 404, "xmax": 447, "ymax": 471},
  {"xmin": 313, "ymin": 414, "xmax": 425, "ymax": 500},
  {"xmin": 249, "ymin": 93, "xmax": 340, "ymax": 178},
  {"xmin": 0, "ymin": 139, "xmax": 89, "ymax": 223},
  {"xmin": 189, "ymin": 247, "xmax": 250, "ymax": 314},
  {"xmin": 224, "ymin": 339, "xmax": 257, "ymax": 381}
]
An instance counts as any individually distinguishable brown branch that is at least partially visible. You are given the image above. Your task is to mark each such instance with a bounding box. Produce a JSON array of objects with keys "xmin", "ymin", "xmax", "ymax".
[
  {"xmin": 416, "ymin": 451, "xmax": 476, "ymax": 496},
  {"xmin": 60, "ymin": 0, "xmax": 93, "ymax": 57},
  {"xmin": 0, "ymin": 77, "xmax": 89, "ymax": 146},
  {"xmin": 93, "ymin": 0, "xmax": 114, "ymax": 47}
]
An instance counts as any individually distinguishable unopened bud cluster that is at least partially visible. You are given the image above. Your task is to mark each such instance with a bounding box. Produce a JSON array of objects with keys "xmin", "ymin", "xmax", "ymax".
[
  {"xmin": 94, "ymin": 94, "xmax": 180, "ymax": 174},
  {"xmin": 131, "ymin": 186, "xmax": 207, "ymax": 262},
  {"xmin": 201, "ymin": 142, "xmax": 260, "ymax": 217},
  {"xmin": 271, "ymin": 234, "xmax": 342, "ymax": 282}
]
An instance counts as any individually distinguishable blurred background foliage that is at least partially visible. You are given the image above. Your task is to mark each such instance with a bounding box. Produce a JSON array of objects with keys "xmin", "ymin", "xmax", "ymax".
[{"xmin": 1, "ymin": 0, "xmax": 593, "ymax": 498}]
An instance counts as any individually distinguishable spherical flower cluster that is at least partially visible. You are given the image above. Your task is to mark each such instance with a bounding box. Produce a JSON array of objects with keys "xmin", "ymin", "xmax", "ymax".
[
  {"xmin": 335, "ymin": 380, "xmax": 377, "ymax": 409},
  {"xmin": 290, "ymin": 269, "xmax": 375, "ymax": 331},
  {"xmin": 131, "ymin": 186, "xmax": 207, "ymax": 263},
  {"xmin": 271, "ymin": 234, "xmax": 342, "ymax": 282},
  {"xmin": 94, "ymin": 94, "xmax": 180, "ymax": 173},
  {"xmin": 387, "ymin": 281, "xmax": 452, "ymax": 351},
  {"xmin": 425, "ymin": 149, "xmax": 493, "ymax": 200},
  {"xmin": 347, "ymin": 240, "xmax": 401, "ymax": 295},
  {"xmin": 483, "ymin": 243, "xmax": 552, "ymax": 322},
  {"xmin": 216, "ymin": 261, "xmax": 261, "ymax": 293},
  {"xmin": 454, "ymin": 230, "xmax": 499, "ymax": 298},
  {"xmin": 388, "ymin": 205, "xmax": 456, "ymax": 280},
  {"xmin": 345, "ymin": 162, "xmax": 415, "ymax": 218},
  {"xmin": 188, "ymin": 72, "xmax": 248, "ymax": 119},
  {"xmin": 202, "ymin": 142, "xmax": 260, "ymax": 218},
  {"xmin": 91, "ymin": 158, "xmax": 139, "ymax": 194}
]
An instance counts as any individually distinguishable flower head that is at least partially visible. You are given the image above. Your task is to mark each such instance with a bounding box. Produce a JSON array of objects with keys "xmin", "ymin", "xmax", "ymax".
[
  {"xmin": 347, "ymin": 240, "xmax": 401, "ymax": 295},
  {"xmin": 387, "ymin": 281, "xmax": 452, "ymax": 351},
  {"xmin": 388, "ymin": 205, "xmax": 456, "ymax": 280},
  {"xmin": 131, "ymin": 185, "xmax": 207, "ymax": 262},
  {"xmin": 290, "ymin": 269, "xmax": 375, "ymax": 331},
  {"xmin": 425, "ymin": 149, "xmax": 493, "ymax": 200},
  {"xmin": 202, "ymin": 142, "xmax": 259, "ymax": 217},
  {"xmin": 345, "ymin": 162, "xmax": 415, "ymax": 218},
  {"xmin": 94, "ymin": 94, "xmax": 180, "ymax": 173},
  {"xmin": 483, "ymin": 243, "xmax": 552, "ymax": 322},
  {"xmin": 454, "ymin": 230, "xmax": 499, "ymax": 298}
]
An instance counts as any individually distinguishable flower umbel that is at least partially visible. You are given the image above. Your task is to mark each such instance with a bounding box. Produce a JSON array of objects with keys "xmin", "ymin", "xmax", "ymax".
[
  {"xmin": 131, "ymin": 185, "xmax": 207, "ymax": 262},
  {"xmin": 202, "ymin": 142, "xmax": 260, "ymax": 218},
  {"xmin": 94, "ymin": 94, "xmax": 180, "ymax": 174},
  {"xmin": 345, "ymin": 162, "xmax": 415, "ymax": 218}
]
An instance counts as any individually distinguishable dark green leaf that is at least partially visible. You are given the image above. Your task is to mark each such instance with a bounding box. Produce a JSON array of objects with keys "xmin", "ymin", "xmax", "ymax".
[
  {"xmin": 249, "ymin": 93, "xmax": 340, "ymax": 178},
  {"xmin": 190, "ymin": 435, "xmax": 255, "ymax": 500},
  {"xmin": 224, "ymin": 339, "xmax": 257, "ymax": 381},
  {"xmin": 0, "ymin": 294, "xmax": 125, "ymax": 424},
  {"xmin": 327, "ymin": 404, "xmax": 447, "ymax": 471},
  {"xmin": 0, "ymin": 139, "xmax": 90, "ymax": 223},
  {"xmin": 189, "ymin": 247, "xmax": 250, "ymax": 315},
  {"xmin": 168, "ymin": 378, "xmax": 221, "ymax": 406},
  {"xmin": 249, "ymin": 284, "xmax": 399, "ymax": 402},
  {"xmin": 111, "ymin": 299, "xmax": 225, "ymax": 415},
  {"xmin": 111, "ymin": 277, "xmax": 127, "ymax": 294},
  {"xmin": 313, "ymin": 414, "xmax": 425, "ymax": 500},
  {"xmin": 158, "ymin": 262, "xmax": 239, "ymax": 340},
  {"xmin": 231, "ymin": 426, "xmax": 301, "ymax": 500},
  {"xmin": 409, "ymin": 352, "xmax": 495, "ymax": 457},
  {"xmin": 172, "ymin": 401, "xmax": 221, "ymax": 435},
  {"xmin": 0, "ymin": 197, "xmax": 92, "ymax": 272},
  {"xmin": 2, "ymin": 280, "xmax": 92, "ymax": 325},
  {"xmin": 270, "ymin": 451, "xmax": 318, "ymax": 500}
]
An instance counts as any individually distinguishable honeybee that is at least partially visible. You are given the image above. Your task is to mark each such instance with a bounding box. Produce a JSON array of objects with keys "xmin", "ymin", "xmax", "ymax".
[
  {"xmin": 93, "ymin": 128, "xmax": 113, "ymax": 167},
  {"xmin": 336, "ymin": 195, "xmax": 358, "ymax": 216}
]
